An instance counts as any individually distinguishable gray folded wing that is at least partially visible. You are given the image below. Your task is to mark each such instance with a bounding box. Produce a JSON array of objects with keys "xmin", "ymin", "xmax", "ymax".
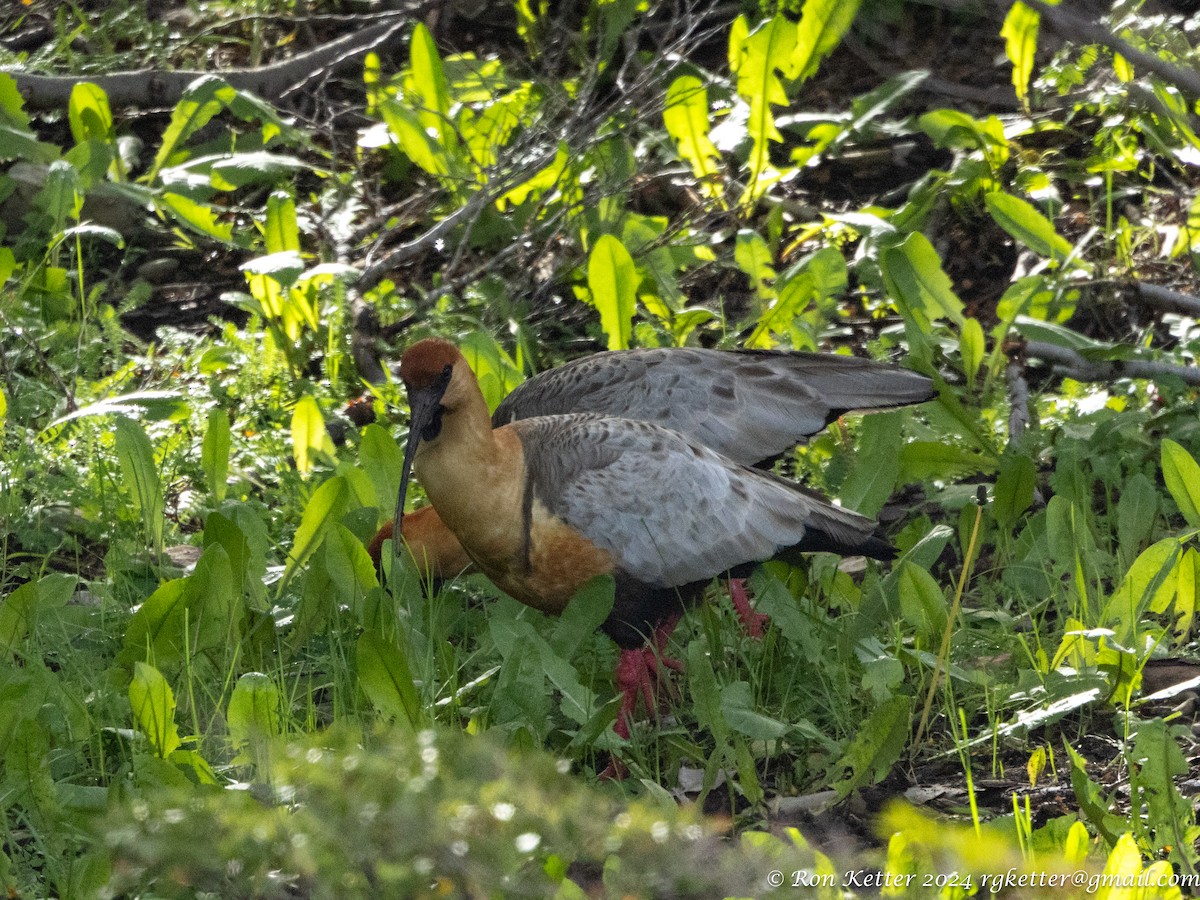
[
  {"xmin": 516, "ymin": 414, "xmax": 885, "ymax": 588},
  {"xmin": 494, "ymin": 348, "xmax": 934, "ymax": 466}
]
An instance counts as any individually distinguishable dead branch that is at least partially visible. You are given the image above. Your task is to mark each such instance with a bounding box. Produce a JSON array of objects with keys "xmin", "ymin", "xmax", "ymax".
[
  {"xmin": 5, "ymin": 14, "xmax": 412, "ymax": 111},
  {"xmin": 1024, "ymin": 339, "xmax": 1200, "ymax": 386},
  {"xmin": 1026, "ymin": 0, "xmax": 1200, "ymax": 99}
]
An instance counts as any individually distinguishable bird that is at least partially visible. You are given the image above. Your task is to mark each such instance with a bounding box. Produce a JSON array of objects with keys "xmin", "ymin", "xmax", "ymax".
[
  {"xmin": 392, "ymin": 338, "xmax": 927, "ymax": 770},
  {"xmin": 370, "ymin": 344, "xmax": 935, "ymax": 618}
]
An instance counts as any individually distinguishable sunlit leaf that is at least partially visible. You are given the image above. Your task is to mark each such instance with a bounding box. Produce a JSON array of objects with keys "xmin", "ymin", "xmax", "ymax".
[
  {"xmin": 587, "ymin": 234, "xmax": 637, "ymax": 351},
  {"xmin": 129, "ymin": 662, "xmax": 181, "ymax": 759}
]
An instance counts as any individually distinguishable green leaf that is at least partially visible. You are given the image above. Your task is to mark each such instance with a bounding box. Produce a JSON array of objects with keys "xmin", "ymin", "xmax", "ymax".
[
  {"xmin": 0, "ymin": 73, "xmax": 32, "ymax": 129},
  {"xmin": 324, "ymin": 524, "xmax": 379, "ymax": 617},
  {"xmin": 264, "ymin": 190, "xmax": 301, "ymax": 254},
  {"xmin": 897, "ymin": 561, "xmax": 947, "ymax": 641},
  {"xmin": 827, "ymin": 696, "xmax": 910, "ymax": 799},
  {"xmin": 550, "ymin": 576, "xmax": 615, "ymax": 660},
  {"xmin": 68, "ymin": 83, "xmax": 114, "ymax": 147},
  {"xmin": 151, "ymin": 76, "xmax": 228, "ymax": 178},
  {"xmin": 115, "ymin": 416, "xmax": 164, "ymax": 550},
  {"xmin": 209, "ymin": 153, "xmax": 309, "ymax": 192},
  {"xmin": 360, "ymin": 423, "xmax": 403, "ymax": 512},
  {"xmin": 129, "ymin": 662, "xmax": 181, "ymax": 759},
  {"xmin": 587, "ymin": 234, "xmax": 637, "ymax": 350},
  {"xmin": 838, "ymin": 411, "xmax": 902, "ymax": 518},
  {"xmin": 356, "ymin": 629, "xmax": 422, "ymax": 727},
  {"xmin": 734, "ymin": 229, "xmax": 776, "ymax": 301},
  {"xmin": 880, "ymin": 232, "xmax": 966, "ymax": 327},
  {"xmin": 158, "ymin": 191, "xmax": 236, "ymax": 244},
  {"xmin": 735, "ymin": 14, "xmax": 797, "ymax": 204},
  {"xmin": 959, "ymin": 317, "xmax": 984, "ymax": 390},
  {"xmin": 720, "ymin": 681, "xmax": 788, "ymax": 740},
  {"xmin": 409, "ymin": 23, "xmax": 454, "ymax": 151},
  {"xmin": 0, "ymin": 581, "xmax": 38, "ymax": 654},
  {"xmin": 1162, "ymin": 439, "xmax": 1200, "ymax": 528},
  {"xmin": 985, "ymin": 191, "xmax": 1074, "ymax": 263},
  {"xmin": 792, "ymin": 0, "xmax": 862, "ymax": 82},
  {"xmin": 291, "ymin": 395, "xmax": 336, "ymax": 477},
  {"xmin": 228, "ymin": 672, "xmax": 282, "ymax": 766},
  {"xmin": 687, "ymin": 639, "xmax": 728, "ymax": 747},
  {"xmin": 1117, "ymin": 472, "xmax": 1158, "ymax": 558},
  {"xmin": 663, "ymin": 76, "xmax": 721, "ymax": 198},
  {"xmin": 899, "ymin": 441, "xmax": 993, "ymax": 481},
  {"xmin": 1000, "ymin": 2, "xmax": 1040, "ymax": 103},
  {"xmin": 202, "ymin": 408, "xmax": 231, "ymax": 503},
  {"xmin": 992, "ymin": 452, "xmax": 1036, "ymax": 531},
  {"xmin": 280, "ymin": 476, "xmax": 351, "ymax": 595},
  {"xmin": 379, "ymin": 98, "xmax": 452, "ymax": 177}
]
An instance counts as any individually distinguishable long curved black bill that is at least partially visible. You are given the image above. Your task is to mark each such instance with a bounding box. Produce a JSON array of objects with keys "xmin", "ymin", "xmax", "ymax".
[{"xmin": 392, "ymin": 385, "xmax": 445, "ymax": 561}]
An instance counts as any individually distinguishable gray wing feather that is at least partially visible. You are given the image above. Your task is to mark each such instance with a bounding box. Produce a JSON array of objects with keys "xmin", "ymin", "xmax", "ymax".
[
  {"xmin": 494, "ymin": 349, "xmax": 933, "ymax": 465},
  {"xmin": 517, "ymin": 415, "xmax": 881, "ymax": 588}
]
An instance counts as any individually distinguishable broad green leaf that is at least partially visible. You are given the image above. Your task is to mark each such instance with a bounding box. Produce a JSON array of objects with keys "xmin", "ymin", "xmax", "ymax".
[
  {"xmin": 498, "ymin": 142, "xmax": 568, "ymax": 208},
  {"xmin": 663, "ymin": 76, "xmax": 722, "ymax": 198},
  {"xmin": 985, "ymin": 191, "xmax": 1074, "ymax": 262},
  {"xmin": 228, "ymin": 672, "xmax": 282, "ymax": 765},
  {"xmin": 1117, "ymin": 472, "xmax": 1157, "ymax": 557},
  {"xmin": 959, "ymin": 317, "xmax": 984, "ymax": 390},
  {"xmin": 291, "ymin": 395, "xmax": 336, "ymax": 477},
  {"xmin": 264, "ymin": 191, "xmax": 300, "ymax": 254},
  {"xmin": 587, "ymin": 234, "xmax": 637, "ymax": 350},
  {"xmin": 115, "ymin": 416, "xmax": 164, "ymax": 550},
  {"xmin": 129, "ymin": 662, "xmax": 181, "ymax": 759},
  {"xmin": 68, "ymin": 83, "xmax": 114, "ymax": 147},
  {"xmin": 209, "ymin": 153, "xmax": 309, "ymax": 192},
  {"xmin": 899, "ymin": 441, "xmax": 993, "ymax": 481},
  {"xmin": 687, "ymin": 639, "xmax": 728, "ymax": 747},
  {"xmin": 992, "ymin": 452, "xmax": 1036, "ymax": 531},
  {"xmin": 1162, "ymin": 439, "xmax": 1200, "ymax": 528},
  {"xmin": 827, "ymin": 696, "xmax": 910, "ymax": 799},
  {"xmin": 0, "ymin": 581, "xmax": 38, "ymax": 654},
  {"xmin": 880, "ymin": 232, "xmax": 965, "ymax": 326},
  {"xmin": 460, "ymin": 332, "xmax": 524, "ymax": 413},
  {"xmin": 839, "ymin": 411, "xmax": 903, "ymax": 518},
  {"xmin": 151, "ymin": 76, "xmax": 228, "ymax": 178},
  {"xmin": 897, "ymin": 561, "xmax": 947, "ymax": 641},
  {"xmin": 735, "ymin": 15, "xmax": 797, "ymax": 204},
  {"xmin": 378, "ymin": 98, "xmax": 452, "ymax": 178},
  {"xmin": 202, "ymin": 408, "xmax": 231, "ymax": 502},
  {"xmin": 356, "ymin": 629, "xmax": 422, "ymax": 727},
  {"xmin": 0, "ymin": 123, "xmax": 61, "ymax": 164},
  {"xmin": 281, "ymin": 476, "xmax": 351, "ymax": 594},
  {"xmin": 721, "ymin": 681, "xmax": 788, "ymax": 740},
  {"xmin": 325, "ymin": 523, "xmax": 379, "ymax": 616},
  {"xmin": 792, "ymin": 0, "xmax": 862, "ymax": 82},
  {"xmin": 158, "ymin": 191, "xmax": 236, "ymax": 244},
  {"xmin": 1103, "ymin": 538, "xmax": 1180, "ymax": 642},
  {"xmin": 360, "ymin": 423, "xmax": 403, "ymax": 512},
  {"xmin": 549, "ymin": 575, "xmax": 615, "ymax": 660},
  {"xmin": 0, "ymin": 73, "xmax": 31, "ymax": 129},
  {"xmin": 734, "ymin": 229, "xmax": 776, "ymax": 301},
  {"xmin": 1000, "ymin": 2, "xmax": 1039, "ymax": 103},
  {"xmin": 409, "ymin": 23, "xmax": 456, "ymax": 154},
  {"xmin": 203, "ymin": 511, "xmax": 252, "ymax": 602}
]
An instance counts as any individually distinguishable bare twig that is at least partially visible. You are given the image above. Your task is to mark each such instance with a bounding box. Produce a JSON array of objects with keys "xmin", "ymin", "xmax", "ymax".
[{"xmin": 1024, "ymin": 339, "xmax": 1200, "ymax": 385}]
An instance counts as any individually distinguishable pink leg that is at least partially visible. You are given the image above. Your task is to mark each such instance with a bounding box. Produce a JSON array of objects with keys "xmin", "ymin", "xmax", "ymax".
[
  {"xmin": 600, "ymin": 615, "xmax": 684, "ymax": 780},
  {"xmin": 728, "ymin": 578, "xmax": 770, "ymax": 639}
]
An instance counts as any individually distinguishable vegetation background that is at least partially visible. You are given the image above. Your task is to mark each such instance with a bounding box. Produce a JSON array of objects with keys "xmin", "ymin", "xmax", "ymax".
[{"xmin": 1, "ymin": 0, "xmax": 1199, "ymax": 895}]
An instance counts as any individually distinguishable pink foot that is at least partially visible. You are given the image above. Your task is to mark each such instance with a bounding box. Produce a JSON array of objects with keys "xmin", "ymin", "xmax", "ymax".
[
  {"xmin": 602, "ymin": 615, "xmax": 684, "ymax": 779},
  {"xmin": 729, "ymin": 578, "xmax": 770, "ymax": 639}
]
